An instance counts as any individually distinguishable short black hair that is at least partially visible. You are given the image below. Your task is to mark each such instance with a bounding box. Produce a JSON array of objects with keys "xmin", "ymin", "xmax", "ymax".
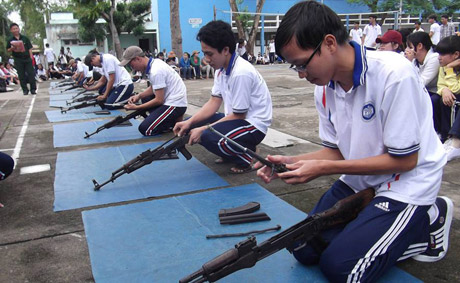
[
  {"xmin": 435, "ymin": 35, "xmax": 460, "ymax": 55},
  {"xmin": 9, "ymin": 23, "xmax": 18, "ymax": 29},
  {"xmin": 46, "ymin": 43, "xmax": 49, "ymax": 47},
  {"xmin": 354, "ymin": 21, "xmax": 359, "ymax": 25},
  {"xmin": 275, "ymin": 1, "xmax": 348, "ymax": 58},
  {"xmin": 157, "ymin": 52, "xmax": 164, "ymax": 58},
  {"xmin": 406, "ymin": 31, "xmax": 433, "ymax": 52},
  {"xmin": 196, "ymin": 20, "xmax": 236, "ymax": 54},
  {"xmin": 441, "ymin": 14, "xmax": 449, "ymax": 20},
  {"xmin": 415, "ymin": 20, "xmax": 421, "ymax": 25},
  {"xmin": 428, "ymin": 14, "xmax": 437, "ymax": 20},
  {"xmin": 85, "ymin": 49, "xmax": 99, "ymax": 66},
  {"xmin": 369, "ymin": 14, "xmax": 377, "ymax": 19}
]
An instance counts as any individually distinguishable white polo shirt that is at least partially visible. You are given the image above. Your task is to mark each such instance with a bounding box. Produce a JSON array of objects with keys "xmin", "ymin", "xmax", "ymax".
[
  {"xmin": 147, "ymin": 58, "xmax": 187, "ymax": 107},
  {"xmin": 44, "ymin": 47, "xmax": 55, "ymax": 63},
  {"xmin": 211, "ymin": 54, "xmax": 272, "ymax": 134},
  {"xmin": 349, "ymin": 28, "xmax": 363, "ymax": 44},
  {"xmin": 77, "ymin": 61, "xmax": 89, "ymax": 78},
  {"xmin": 315, "ymin": 42, "xmax": 446, "ymax": 206},
  {"xmin": 363, "ymin": 24, "xmax": 381, "ymax": 48},
  {"xmin": 412, "ymin": 48, "xmax": 439, "ymax": 93},
  {"xmin": 430, "ymin": 22, "xmax": 441, "ymax": 44},
  {"xmin": 100, "ymin": 53, "xmax": 132, "ymax": 87}
]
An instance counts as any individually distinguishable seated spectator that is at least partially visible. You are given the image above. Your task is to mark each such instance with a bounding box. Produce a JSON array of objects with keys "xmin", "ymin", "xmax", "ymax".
[
  {"xmin": 0, "ymin": 68, "xmax": 8, "ymax": 92},
  {"xmin": 256, "ymin": 53, "xmax": 264, "ymax": 64},
  {"xmin": 56, "ymin": 62, "xmax": 73, "ymax": 77},
  {"xmin": 263, "ymin": 53, "xmax": 270, "ymax": 64},
  {"xmin": 190, "ymin": 50, "xmax": 202, "ymax": 79},
  {"xmin": 405, "ymin": 32, "xmax": 441, "ymax": 131},
  {"xmin": 156, "ymin": 52, "xmax": 165, "ymax": 61},
  {"xmin": 435, "ymin": 35, "xmax": 460, "ymax": 160},
  {"xmin": 377, "ymin": 30, "xmax": 404, "ymax": 53},
  {"xmin": 201, "ymin": 55, "xmax": 214, "ymax": 79},
  {"xmin": 36, "ymin": 63, "xmax": 47, "ymax": 81},
  {"xmin": 179, "ymin": 52, "xmax": 192, "ymax": 80},
  {"xmin": 48, "ymin": 63, "xmax": 64, "ymax": 79},
  {"xmin": 5, "ymin": 63, "xmax": 19, "ymax": 85},
  {"xmin": 0, "ymin": 62, "xmax": 17, "ymax": 85}
]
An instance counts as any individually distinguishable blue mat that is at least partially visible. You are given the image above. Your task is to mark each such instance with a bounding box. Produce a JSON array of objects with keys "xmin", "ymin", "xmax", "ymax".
[
  {"xmin": 49, "ymin": 93, "xmax": 74, "ymax": 101},
  {"xmin": 45, "ymin": 108, "xmax": 122, "ymax": 123},
  {"xmin": 82, "ymin": 183, "xmax": 422, "ymax": 283},
  {"xmin": 54, "ymin": 142, "xmax": 229, "ymax": 211},
  {"xmin": 49, "ymin": 88, "xmax": 81, "ymax": 96},
  {"xmin": 53, "ymin": 119, "xmax": 149, "ymax": 148}
]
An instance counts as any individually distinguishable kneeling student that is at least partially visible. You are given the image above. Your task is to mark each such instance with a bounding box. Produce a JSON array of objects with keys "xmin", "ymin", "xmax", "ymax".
[
  {"xmin": 119, "ymin": 46, "xmax": 187, "ymax": 136},
  {"xmin": 84, "ymin": 49, "xmax": 134, "ymax": 110}
]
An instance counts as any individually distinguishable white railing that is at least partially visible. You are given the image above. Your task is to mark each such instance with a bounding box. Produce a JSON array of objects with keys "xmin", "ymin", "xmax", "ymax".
[{"xmin": 225, "ymin": 10, "xmax": 460, "ymax": 31}]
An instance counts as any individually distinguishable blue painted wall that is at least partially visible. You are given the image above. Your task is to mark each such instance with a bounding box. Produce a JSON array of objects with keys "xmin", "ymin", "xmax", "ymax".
[{"xmin": 157, "ymin": 0, "xmax": 370, "ymax": 55}]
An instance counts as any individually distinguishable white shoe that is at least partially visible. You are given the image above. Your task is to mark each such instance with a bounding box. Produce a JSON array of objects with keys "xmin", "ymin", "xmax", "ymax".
[
  {"xmin": 445, "ymin": 145, "xmax": 460, "ymax": 162},
  {"xmin": 413, "ymin": 196, "xmax": 453, "ymax": 262}
]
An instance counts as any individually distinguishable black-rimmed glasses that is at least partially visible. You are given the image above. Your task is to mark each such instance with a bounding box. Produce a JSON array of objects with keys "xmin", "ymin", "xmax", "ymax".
[{"xmin": 289, "ymin": 39, "xmax": 324, "ymax": 73}]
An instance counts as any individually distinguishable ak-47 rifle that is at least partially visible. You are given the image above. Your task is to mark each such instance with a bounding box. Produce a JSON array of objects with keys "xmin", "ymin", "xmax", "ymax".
[
  {"xmin": 55, "ymin": 79, "xmax": 74, "ymax": 88},
  {"xmin": 66, "ymin": 93, "xmax": 99, "ymax": 106},
  {"xmin": 179, "ymin": 188, "xmax": 375, "ymax": 283},
  {"xmin": 84, "ymin": 109, "xmax": 147, "ymax": 138},
  {"xmin": 208, "ymin": 125, "xmax": 288, "ymax": 174},
  {"xmin": 71, "ymin": 88, "xmax": 90, "ymax": 100},
  {"xmin": 60, "ymin": 99, "xmax": 104, "ymax": 114},
  {"xmin": 92, "ymin": 135, "xmax": 191, "ymax": 191},
  {"xmin": 61, "ymin": 84, "xmax": 81, "ymax": 93}
]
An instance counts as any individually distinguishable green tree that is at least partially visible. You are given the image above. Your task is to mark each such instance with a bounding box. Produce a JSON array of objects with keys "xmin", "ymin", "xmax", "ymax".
[
  {"xmin": 73, "ymin": 0, "xmax": 151, "ymax": 59},
  {"xmin": 0, "ymin": 3, "xmax": 12, "ymax": 61},
  {"xmin": 229, "ymin": 0, "xmax": 266, "ymax": 56}
]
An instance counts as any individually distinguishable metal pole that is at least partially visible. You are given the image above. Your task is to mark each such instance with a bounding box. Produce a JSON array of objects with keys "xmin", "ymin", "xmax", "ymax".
[{"xmin": 261, "ymin": 15, "xmax": 264, "ymax": 56}]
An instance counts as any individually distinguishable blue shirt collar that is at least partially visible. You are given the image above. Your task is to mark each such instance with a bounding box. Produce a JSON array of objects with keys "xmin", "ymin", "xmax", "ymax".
[
  {"xmin": 145, "ymin": 57, "xmax": 154, "ymax": 75},
  {"xmin": 328, "ymin": 41, "xmax": 367, "ymax": 90},
  {"xmin": 222, "ymin": 52, "xmax": 237, "ymax": 76}
]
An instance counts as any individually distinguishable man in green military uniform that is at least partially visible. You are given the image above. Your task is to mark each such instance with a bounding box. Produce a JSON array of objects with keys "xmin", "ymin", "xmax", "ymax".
[{"xmin": 6, "ymin": 23, "xmax": 37, "ymax": 95}]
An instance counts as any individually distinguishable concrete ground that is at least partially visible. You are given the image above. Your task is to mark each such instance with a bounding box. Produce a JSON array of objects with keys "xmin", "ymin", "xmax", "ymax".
[{"xmin": 0, "ymin": 64, "xmax": 458, "ymax": 282}]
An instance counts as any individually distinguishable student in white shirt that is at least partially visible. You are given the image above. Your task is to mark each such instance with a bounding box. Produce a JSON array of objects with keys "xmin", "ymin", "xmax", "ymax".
[
  {"xmin": 119, "ymin": 46, "xmax": 187, "ymax": 136},
  {"xmin": 44, "ymin": 43, "xmax": 55, "ymax": 66},
  {"xmin": 362, "ymin": 15, "xmax": 381, "ymax": 49},
  {"xmin": 258, "ymin": 2, "xmax": 452, "ymax": 282},
  {"xmin": 174, "ymin": 20, "xmax": 273, "ymax": 174},
  {"xmin": 349, "ymin": 21, "xmax": 363, "ymax": 44},
  {"xmin": 413, "ymin": 21, "xmax": 424, "ymax": 33},
  {"xmin": 428, "ymin": 14, "xmax": 441, "ymax": 45},
  {"xmin": 84, "ymin": 49, "xmax": 134, "ymax": 109}
]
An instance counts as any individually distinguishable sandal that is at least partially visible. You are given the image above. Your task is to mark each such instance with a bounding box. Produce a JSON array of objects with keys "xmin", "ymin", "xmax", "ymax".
[{"xmin": 229, "ymin": 164, "xmax": 256, "ymax": 174}]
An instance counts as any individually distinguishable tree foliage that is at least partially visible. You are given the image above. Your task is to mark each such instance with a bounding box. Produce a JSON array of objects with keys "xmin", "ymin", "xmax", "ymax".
[{"xmin": 73, "ymin": 0, "xmax": 151, "ymax": 58}]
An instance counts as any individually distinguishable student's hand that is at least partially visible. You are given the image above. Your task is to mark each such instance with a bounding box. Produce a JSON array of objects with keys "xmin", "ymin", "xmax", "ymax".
[
  {"xmin": 446, "ymin": 59, "xmax": 460, "ymax": 68},
  {"xmin": 83, "ymin": 85, "xmax": 90, "ymax": 90},
  {"xmin": 124, "ymin": 103, "xmax": 138, "ymax": 110},
  {"xmin": 441, "ymin": 88, "xmax": 456, "ymax": 107},
  {"xmin": 276, "ymin": 159, "xmax": 325, "ymax": 185},
  {"xmin": 404, "ymin": 47, "xmax": 416, "ymax": 61},
  {"xmin": 188, "ymin": 126, "xmax": 206, "ymax": 145},
  {"xmin": 256, "ymin": 155, "xmax": 294, "ymax": 184},
  {"xmin": 128, "ymin": 94, "xmax": 140, "ymax": 104},
  {"xmin": 97, "ymin": 94, "xmax": 107, "ymax": 101},
  {"xmin": 173, "ymin": 120, "xmax": 191, "ymax": 137}
]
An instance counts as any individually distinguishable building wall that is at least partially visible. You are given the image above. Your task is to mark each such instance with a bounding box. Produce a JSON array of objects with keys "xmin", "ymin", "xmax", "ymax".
[{"xmin": 156, "ymin": 0, "xmax": 370, "ymax": 55}]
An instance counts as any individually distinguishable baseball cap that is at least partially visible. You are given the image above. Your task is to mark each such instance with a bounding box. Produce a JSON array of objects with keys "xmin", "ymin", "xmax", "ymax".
[
  {"xmin": 119, "ymin": 46, "xmax": 145, "ymax": 66},
  {"xmin": 376, "ymin": 30, "xmax": 403, "ymax": 45}
]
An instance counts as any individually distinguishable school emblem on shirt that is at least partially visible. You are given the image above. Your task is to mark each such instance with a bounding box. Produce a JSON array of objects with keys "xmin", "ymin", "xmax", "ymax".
[{"xmin": 362, "ymin": 103, "xmax": 375, "ymax": 121}]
